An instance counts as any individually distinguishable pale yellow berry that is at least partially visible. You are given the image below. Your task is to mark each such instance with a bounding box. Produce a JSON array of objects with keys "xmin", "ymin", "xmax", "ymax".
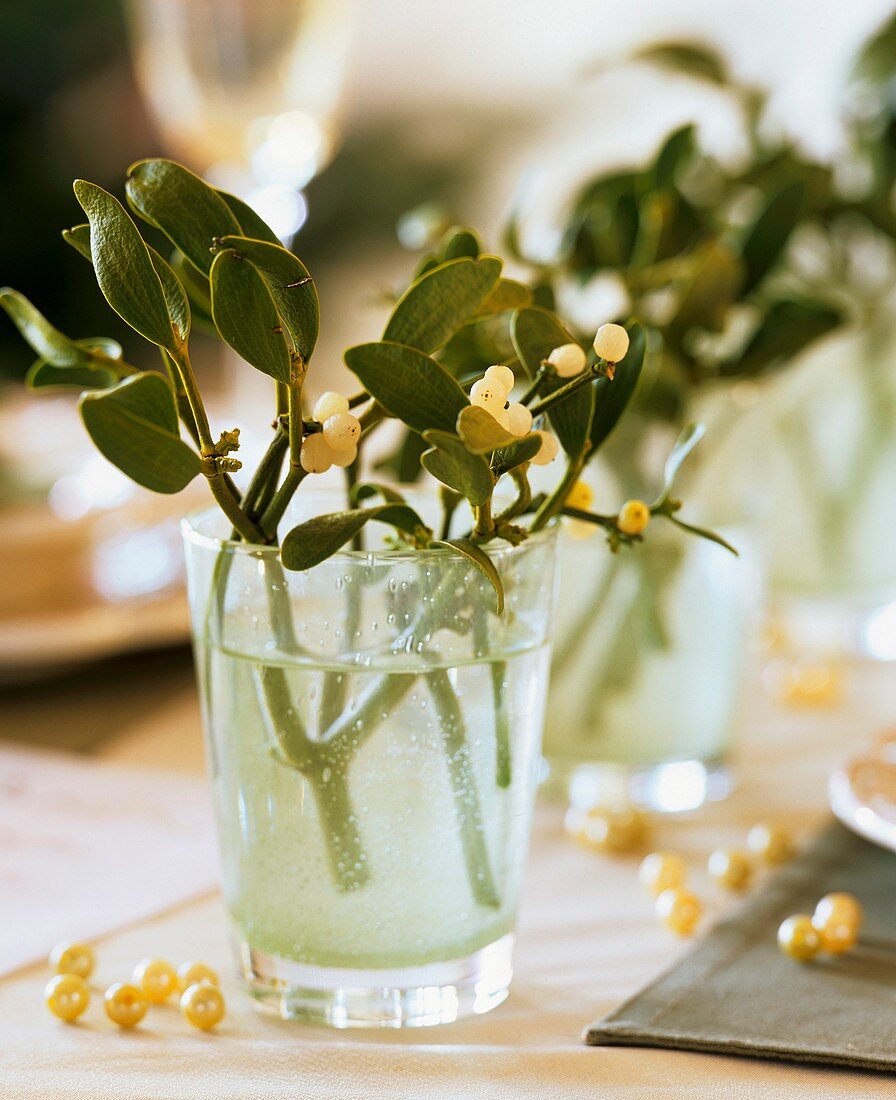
[
  {"xmin": 777, "ymin": 914, "xmax": 821, "ymax": 961},
  {"xmin": 639, "ymin": 852, "xmax": 687, "ymax": 897},
  {"xmin": 814, "ymin": 893, "xmax": 863, "ymax": 934},
  {"xmin": 582, "ymin": 806, "xmax": 647, "ymax": 853},
  {"xmin": 708, "ymin": 849, "xmax": 753, "ymax": 892},
  {"xmin": 300, "ymin": 432, "xmax": 334, "ymax": 474},
  {"xmin": 617, "ymin": 499, "xmax": 650, "ymax": 536},
  {"xmin": 565, "ymin": 480, "xmax": 594, "ymax": 511},
  {"xmin": 180, "ymin": 982, "xmax": 226, "ymax": 1030},
  {"xmin": 329, "ymin": 442, "xmax": 358, "ymax": 469},
  {"xmin": 531, "ymin": 430, "xmax": 559, "ymax": 465},
  {"xmin": 547, "ymin": 343, "xmax": 587, "ymax": 378},
  {"xmin": 505, "ymin": 402, "xmax": 533, "ymax": 436},
  {"xmin": 656, "ymin": 889, "xmax": 702, "ymax": 936},
  {"xmin": 747, "ymin": 823, "xmax": 794, "ymax": 865},
  {"xmin": 133, "ymin": 958, "xmax": 179, "ymax": 1004},
  {"xmin": 177, "ymin": 961, "xmax": 220, "ymax": 992},
  {"xmin": 104, "ymin": 982, "xmax": 149, "ymax": 1028},
  {"xmin": 313, "ymin": 391, "xmax": 349, "ymax": 422},
  {"xmin": 593, "ymin": 323, "xmax": 629, "ymax": 363},
  {"xmin": 49, "ymin": 940, "xmax": 95, "ymax": 980},
  {"xmin": 45, "ymin": 973, "xmax": 90, "ymax": 1023},
  {"xmin": 483, "ymin": 364, "xmax": 515, "ymax": 393},
  {"xmin": 322, "ymin": 412, "xmax": 361, "ymax": 450}
]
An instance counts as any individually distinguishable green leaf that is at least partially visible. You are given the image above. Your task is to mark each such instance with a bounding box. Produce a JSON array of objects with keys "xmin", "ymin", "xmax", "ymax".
[
  {"xmin": 383, "ymin": 256, "xmax": 502, "ymax": 353},
  {"xmin": 210, "ymin": 250, "xmax": 291, "ymax": 382},
  {"xmin": 148, "ymin": 247, "xmax": 191, "ymax": 346},
  {"xmin": 78, "ymin": 336, "xmax": 123, "ymax": 360},
  {"xmin": 281, "ymin": 505, "xmax": 432, "ymax": 570},
  {"xmin": 510, "ymin": 306, "xmax": 594, "ymax": 460},
  {"xmin": 125, "ymin": 159, "xmax": 241, "ymax": 276},
  {"xmin": 653, "ymin": 124, "xmax": 697, "ymax": 191},
  {"xmin": 666, "ymin": 515, "xmax": 738, "ymax": 555},
  {"xmin": 74, "ymin": 180, "xmax": 177, "ymax": 351},
  {"xmin": 456, "ymin": 404, "xmax": 520, "ymax": 454},
  {"xmin": 0, "ymin": 288, "xmax": 90, "ymax": 367},
  {"xmin": 654, "ymin": 422, "xmax": 706, "ymax": 504},
  {"xmin": 438, "ymin": 226, "xmax": 481, "ymax": 260},
  {"xmin": 421, "ymin": 430, "xmax": 492, "ymax": 505},
  {"xmin": 729, "ymin": 299, "xmax": 841, "ymax": 377},
  {"xmin": 492, "ymin": 433, "xmax": 543, "ymax": 475},
  {"xmin": 668, "ymin": 241, "xmax": 743, "ymax": 336},
  {"xmin": 344, "ymin": 341, "xmax": 468, "ymax": 434},
  {"xmin": 350, "ymin": 482, "xmax": 407, "ymax": 505},
  {"xmin": 216, "ymin": 190, "xmax": 281, "ymax": 245},
  {"xmin": 26, "ymin": 359, "xmax": 118, "ymax": 391},
  {"xmin": 739, "ymin": 181, "xmax": 805, "ymax": 294},
  {"xmin": 79, "ymin": 372, "xmax": 202, "ymax": 493},
  {"xmin": 171, "ymin": 252, "xmax": 214, "ymax": 330},
  {"xmin": 215, "ymin": 235, "xmax": 319, "ymax": 362},
  {"xmin": 473, "ymin": 278, "xmax": 532, "ymax": 319},
  {"xmin": 633, "ymin": 41, "xmax": 729, "ymax": 85},
  {"xmin": 590, "ymin": 322, "xmax": 647, "ymax": 453},
  {"xmin": 429, "ymin": 538, "xmax": 504, "ymax": 614},
  {"xmin": 62, "ymin": 223, "xmax": 92, "ymax": 261}
]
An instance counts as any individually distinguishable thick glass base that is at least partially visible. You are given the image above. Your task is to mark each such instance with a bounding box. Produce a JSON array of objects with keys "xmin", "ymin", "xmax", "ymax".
[
  {"xmin": 548, "ymin": 757, "xmax": 733, "ymax": 814},
  {"xmin": 238, "ymin": 933, "xmax": 514, "ymax": 1028}
]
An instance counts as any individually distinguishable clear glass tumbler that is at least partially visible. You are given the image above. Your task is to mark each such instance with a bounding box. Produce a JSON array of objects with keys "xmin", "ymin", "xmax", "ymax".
[
  {"xmin": 182, "ymin": 504, "xmax": 557, "ymax": 1027},
  {"xmin": 543, "ymin": 523, "xmax": 758, "ymax": 813}
]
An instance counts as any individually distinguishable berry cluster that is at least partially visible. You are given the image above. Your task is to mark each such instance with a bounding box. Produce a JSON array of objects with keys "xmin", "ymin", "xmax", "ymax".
[
  {"xmin": 300, "ymin": 392, "xmax": 362, "ymax": 474},
  {"xmin": 470, "ymin": 363, "xmax": 560, "ymax": 465}
]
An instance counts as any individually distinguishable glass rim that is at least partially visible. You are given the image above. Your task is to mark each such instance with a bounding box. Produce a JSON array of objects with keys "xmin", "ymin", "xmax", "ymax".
[{"xmin": 181, "ymin": 505, "xmax": 558, "ymax": 564}]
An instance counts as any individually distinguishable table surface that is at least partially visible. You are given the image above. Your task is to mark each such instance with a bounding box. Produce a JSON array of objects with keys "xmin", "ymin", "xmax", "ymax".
[{"xmin": 2, "ymin": 652, "xmax": 895, "ymax": 1100}]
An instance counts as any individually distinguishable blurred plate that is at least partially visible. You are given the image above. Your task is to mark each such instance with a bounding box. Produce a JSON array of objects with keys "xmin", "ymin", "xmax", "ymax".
[{"xmin": 829, "ymin": 731, "xmax": 896, "ymax": 853}]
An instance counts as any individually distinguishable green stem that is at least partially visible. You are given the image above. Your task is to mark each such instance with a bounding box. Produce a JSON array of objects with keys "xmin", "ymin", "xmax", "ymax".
[
  {"xmin": 531, "ymin": 455, "xmax": 584, "ymax": 532},
  {"xmin": 244, "ymin": 426, "xmax": 289, "ymax": 522},
  {"xmin": 520, "ymin": 367, "xmax": 547, "ymax": 406},
  {"xmin": 287, "ymin": 358, "xmax": 305, "ymax": 469},
  {"xmin": 207, "ymin": 471, "xmax": 265, "ymax": 543},
  {"xmin": 473, "ymin": 601, "xmax": 511, "ymax": 787},
  {"xmin": 307, "ymin": 767, "xmax": 370, "ymax": 893},
  {"xmin": 259, "ymin": 466, "xmax": 306, "ymax": 540},
  {"xmin": 528, "ymin": 369, "xmax": 598, "ymax": 418},
  {"xmin": 426, "ymin": 669, "xmax": 500, "ymax": 908}
]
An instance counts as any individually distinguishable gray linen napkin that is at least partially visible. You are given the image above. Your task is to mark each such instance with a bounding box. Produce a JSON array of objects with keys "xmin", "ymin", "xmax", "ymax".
[{"xmin": 587, "ymin": 821, "xmax": 896, "ymax": 1072}]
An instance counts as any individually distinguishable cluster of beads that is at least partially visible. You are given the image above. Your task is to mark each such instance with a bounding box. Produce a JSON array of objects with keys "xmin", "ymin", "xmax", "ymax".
[
  {"xmin": 634, "ymin": 823, "xmax": 796, "ymax": 938},
  {"xmin": 44, "ymin": 940, "xmax": 224, "ymax": 1031},
  {"xmin": 778, "ymin": 893, "xmax": 863, "ymax": 962},
  {"xmin": 545, "ymin": 323, "xmax": 630, "ymax": 379},
  {"xmin": 300, "ymin": 392, "xmax": 362, "ymax": 474}
]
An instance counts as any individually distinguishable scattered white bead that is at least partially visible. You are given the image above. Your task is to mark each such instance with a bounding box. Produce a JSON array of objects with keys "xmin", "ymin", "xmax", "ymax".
[
  {"xmin": 313, "ymin": 391, "xmax": 350, "ymax": 422},
  {"xmin": 530, "ymin": 430, "xmax": 559, "ymax": 465},
  {"xmin": 322, "ymin": 412, "xmax": 361, "ymax": 449},
  {"xmin": 593, "ymin": 323, "xmax": 629, "ymax": 363},
  {"xmin": 506, "ymin": 402, "xmax": 533, "ymax": 436},
  {"xmin": 547, "ymin": 343, "xmax": 587, "ymax": 378},
  {"xmin": 483, "ymin": 364, "xmax": 515, "ymax": 394},
  {"xmin": 300, "ymin": 433, "xmax": 334, "ymax": 473}
]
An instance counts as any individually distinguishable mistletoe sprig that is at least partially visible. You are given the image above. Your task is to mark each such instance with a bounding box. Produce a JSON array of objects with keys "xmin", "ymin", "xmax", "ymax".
[{"xmin": 0, "ymin": 159, "xmax": 730, "ymax": 614}]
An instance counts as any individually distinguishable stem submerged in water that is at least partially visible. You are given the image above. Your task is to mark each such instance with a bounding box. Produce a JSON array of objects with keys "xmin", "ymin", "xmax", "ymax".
[{"xmin": 426, "ymin": 669, "xmax": 500, "ymax": 909}]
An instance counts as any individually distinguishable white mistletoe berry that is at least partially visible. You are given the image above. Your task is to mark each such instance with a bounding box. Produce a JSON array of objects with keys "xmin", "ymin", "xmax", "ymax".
[
  {"xmin": 313, "ymin": 391, "xmax": 350, "ymax": 422},
  {"xmin": 506, "ymin": 402, "xmax": 533, "ymax": 436},
  {"xmin": 329, "ymin": 442, "xmax": 358, "ymax": 469},
  {"xmin": 470, "ymin": 379, "xmax": 506, "ymax": 410},
  {"xmin": 593, "ymin": 323, "xmax": 629, "ymax": 363},
  {"xmin": 530, "ymin": 430, "xmax": 559, "ymax": 465},
  {"xmin": 547, "ymin": 343, "xmax": 587, "ymax": 378},
  {"xmin": 300, "ymin": 432, "xmax": 334, "ymax": 474},
  {"xmin": 483, "ymin": 364, "xmax": 515, "ymax": 394},
  {"xmin": 322, "ymin": 412, "xmax": 361, "ymax": 449}
]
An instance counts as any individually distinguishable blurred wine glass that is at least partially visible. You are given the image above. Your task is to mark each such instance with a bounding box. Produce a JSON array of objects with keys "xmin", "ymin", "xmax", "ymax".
[{"xmin": 126, "ymin": 0, "xmax": 355, "ymax": 241}]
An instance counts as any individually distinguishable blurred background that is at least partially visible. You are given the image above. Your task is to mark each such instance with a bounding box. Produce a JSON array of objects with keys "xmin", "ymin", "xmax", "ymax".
[{"xmin": 3, "ymin": 0, "xmax": 896, "ymax": 786}]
